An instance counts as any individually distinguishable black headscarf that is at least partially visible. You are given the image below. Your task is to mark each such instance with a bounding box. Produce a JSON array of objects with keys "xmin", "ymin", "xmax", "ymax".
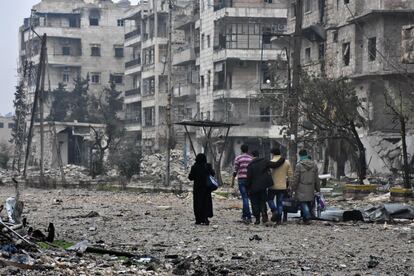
[{"xmin": 195, "ymin": 153, "xmax": 207, "ymax": 164}]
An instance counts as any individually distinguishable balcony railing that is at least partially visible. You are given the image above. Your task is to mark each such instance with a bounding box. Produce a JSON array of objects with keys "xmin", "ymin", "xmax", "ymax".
[
  {"xmin": 125, "ymin": 58, "xmax": 141, "ymax": 68},
  {"xmin": 125, "ymin": 88, "xmax": 141, "ymax": 97},
  {"xmin": 125, "ymin": 112, "xmax": 141, "ymax": 123},
  {"xmin": 125, "ymin": 29, "xmax": 141, "ymax": 40}
]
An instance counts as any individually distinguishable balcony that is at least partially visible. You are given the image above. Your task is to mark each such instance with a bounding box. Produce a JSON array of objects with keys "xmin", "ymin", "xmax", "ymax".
[
  {"xmin": 124, "ymin": 29, "xmax": 141, "ymax": 47},
  {"xmin": 214, "ymin": 7, "xmax": 287, "ymax": 21},
  {"xmin": 173, "ymin": 84, "xmax": 197, "ymax": 98},
  {"xmin": 24, "ymin": 26, "xmax": 81, "ymax": 42},
  {"xmin": 213, "ymin": 48, "xmax": 284, "ymax": 62},
  {"xmin": 125, "ymin": 112, "xmax": 142, "ymax": 132},
  {"xmin": 125, "ymin": 59, "xmax": 142, "ymax": 75},
  {"xmin": 125, "ymin": 88, "xmax": 141, "ymax": 97},
  {"xmin": 125, "ymin": 58, "xmax": 141, "ymax": 68},
  {"xmin": 32, "ymin": 53, "xmax": 82, "ymax": 66},
  {"xmin": 173, "ymin": 48, "xmax": 196, "ymax": 66},
  {"xmin": 125, "ymin": 112, "xmax": 141, "ymax": 123}
]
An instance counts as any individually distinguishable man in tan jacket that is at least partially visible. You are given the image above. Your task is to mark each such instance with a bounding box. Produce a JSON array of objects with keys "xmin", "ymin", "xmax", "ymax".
[{"xmin": 267, "ymin": 148, "xmax": 293, "ymax": 223}]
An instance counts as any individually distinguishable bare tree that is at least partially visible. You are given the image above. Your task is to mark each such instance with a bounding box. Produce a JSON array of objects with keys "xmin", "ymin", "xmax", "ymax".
[
  {"xmin": 300, "ymin": 75, "xmax": 367, "ymax": 184},
  {"xmin": 383, "ymin": 83, "xmax": 414, "ymax": 189}
]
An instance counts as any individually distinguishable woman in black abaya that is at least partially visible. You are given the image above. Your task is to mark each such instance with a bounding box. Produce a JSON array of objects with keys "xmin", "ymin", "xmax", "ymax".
[{"xmin": 188, "ymin": 153, "xmax": 215, "ymax": 225}]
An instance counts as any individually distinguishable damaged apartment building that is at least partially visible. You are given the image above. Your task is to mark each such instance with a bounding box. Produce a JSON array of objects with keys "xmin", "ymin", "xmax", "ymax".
[
  {"xmin": 18, "ymin": 0, "xmax": 130, "ymax": 168},
  {"xmin": 123, "ymin": 0, "xmax": 290, "ymax": 159},
  {"xmin": 123, "ymin": 0, "xmax": 190, "ymax": 153},
  {"xmin": 287, "ymin": 0, "xmax": 414, "ymax": 174}
]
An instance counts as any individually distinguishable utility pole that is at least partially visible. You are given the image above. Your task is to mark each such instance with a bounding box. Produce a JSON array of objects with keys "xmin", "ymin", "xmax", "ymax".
[
  {"xmin": 39, "ymin": 42, "xmax": 46, "ymax": 184},
  {"xmin": 165, "ymin": 0, "xmax": 173, "ymax": 186},
  {"xmin": 289, "ymin": 0, "xmax": 303, "ymax": 166},
  {"xmin": 24, "ymin": 34, "xmax": 47, "ymax": 177}
]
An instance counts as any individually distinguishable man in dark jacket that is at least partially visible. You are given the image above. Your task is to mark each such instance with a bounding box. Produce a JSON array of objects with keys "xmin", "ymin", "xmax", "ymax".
[
  {"xmin": 246, "ymin": 151, "xmax": 285, "ymax": 225},
  {"xmin": 292, "ymin": 149, "xmax": 320, "ymax": 224}
]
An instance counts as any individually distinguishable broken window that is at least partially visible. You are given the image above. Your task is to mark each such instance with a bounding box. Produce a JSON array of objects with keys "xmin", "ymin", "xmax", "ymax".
[
  {"xmin": 305, "ymin": 47, "xmax": 311, "ymax": 63},
  {"xmin": 110, "ymin": 74, "xmax": 123, "ymax": 84},
  {"xmin": 8, "ymin": 123, "xmax": 15, "ymax": 129},
  {"xmin": 91, "ymin": 44, "xmax": 101, "ymax": 56},
  {"xmin": 62, "ymin": 46, "xmax": 71, "ymax": 56},
  {"xmin": 342, "ymin": 42, "xmax": 350, "ymax": 66},
  {"xmin": 144, "ymin": 107, "xmax": 155, "ymax": 126},
  {"xmin": 344, "ymin": 0, "xmax": 350, "ymax": 4},
  {"xmin": 368, "ymin": 37, "xmax": 377, "ymax": 61},
  {"xmin": 304, "ymin": 0, "xmax": 312, "ymax": 12},
  {"xmin": 333, "ymin": 31, "xmax": 338, "ymax": 42},
  {"xmin": 89, "ymin": 9, "xmax": 100, "ymax": 26},
  {"xmin": 114, "ymin": 46, "xmax": 124, "ymax": 58},
  {"xmin": 200, "ymin": 75, "xmax": 205, "ymax": 88},
  {"xmin": 318, "ymin": 43, "xmax": 325, "ymax": 60},
  {"xmin": 117, "ymin": 19, "xmax": 124, "ymax": 27},
  {"xmin": 91, "ymin": 73, "xmax": 101, "ymax": 84}
]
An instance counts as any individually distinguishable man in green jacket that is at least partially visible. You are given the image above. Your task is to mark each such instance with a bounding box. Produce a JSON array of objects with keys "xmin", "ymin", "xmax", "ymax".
[{"xmin": 292, "ymin": 149, "xmax": 320, "ymax": 224}]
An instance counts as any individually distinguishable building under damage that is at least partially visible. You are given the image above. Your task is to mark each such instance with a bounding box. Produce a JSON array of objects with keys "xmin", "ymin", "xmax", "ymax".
[
  {"xmin": 287, "ymin": 0, "xmax": 414, "ymax": 175},
  {"xmin": 18, "ymin": 0, "xmax": 130, "ymax": 167},
  {"xmin": 123, "ymin": 0, "xmax": 290, "ymax": 164}
]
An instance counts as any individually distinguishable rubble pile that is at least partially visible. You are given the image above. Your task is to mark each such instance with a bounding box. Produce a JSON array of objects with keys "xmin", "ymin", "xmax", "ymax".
[{"xmin": 140, "ymin": 150, "xmax": 195, "ymax": 184}]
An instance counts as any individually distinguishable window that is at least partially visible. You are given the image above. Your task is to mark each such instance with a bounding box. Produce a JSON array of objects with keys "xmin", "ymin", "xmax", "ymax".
[
  {"xmin": 89, "ymin": 18, "xmax": 99, "ymax": 26},
  {"xmin": 114, "ymin": 47, "xmax": 124, "ymax": 58},
  {"xmin": 291, "ymin": 3, "xmax": 297, "ymax": 17},
  {"xmin": 91, "ymin": 44, "xmax": 101, "ymax": 56},
  {"xmin": 0, "ymin": 122, "xmax": 3, "ymax": 128},
  {"xmin": 117, "ymin": 19, "xmax": 124, "ymax": 27},
  {"xmin": 207, "ymin": 35, "xmax": 211, "ymax": 48},
  {"xmin": 110, "ymin": 74, "xmax": 123, "ymax": 84},
  {"xmin": 264, "ymin": 0, "xmax": 273, "ymax": 3},
  {"xmin": 206, "ymin": 111, "xmax": 210, "ymax": 121},
  {"xmin": 91, "ymin": 73, "xmax": 101, "ymax": 84},
  {"xmin": 144, "ymin": 107, "xmax": 155, "ymax": 127},
  {"xmin": 200, "ymin": 75, "xmax": 205, "ymax": 88},
  {"xmin": 223, "ymin": 23, "xmax": 275, "ymax": 50},
  {"xmin": 318, "ymin": 43, "xmax": 325, "ymax": 60},
  {"xmin": 201, "ymin": 34, "xmax": 205, "ymax": 49},
  {"xmin": 89, "ymin": 9, "xmax": 100, "ymax": 26},
  {"xmin": 333, "ymin": 31, "xmax": 338, "ymax": 42},
  {"xmin": 63, "ymin": 68, "xmax": 70, "ymax": 82},
  {"xmin": 368, "ymin": 37, "xmax": 377, "ymax": 61},
  {"xmin": 207, "ymin": 71, "xmax": 211, "ymax": 87},
  {"xmin": 260, "ymin": 107, "xmax": 270, "ymax": 122},
  {"xmin": 62, "ymin": 46, "xmax": 71, "ymax": 56},
  {"xmin": 8, "ymin": 123, "xmax": 15, "ymax": 129},
  {"xmin": 344, "ymin": 0, "xmax": 350, "ymax": 4},
  {"xmin": 305, "ymin": 47, "xmax": 311, "ymax": 63},
  {"xmin": 304, "ymin": 0, "xmax": 311, "ymax": 12},
  {"xmin": 342, "ymin": 42, "xmax": 350, "ymax": 66},
  {"xmin": 143, "ymin": 47, "xmax": 155, "ymax": 65}
]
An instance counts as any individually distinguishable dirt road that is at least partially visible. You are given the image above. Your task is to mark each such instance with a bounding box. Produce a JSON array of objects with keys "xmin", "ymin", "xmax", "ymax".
[{"xmin": 0, "ymin": 186, "xmax": 413, "ymax": 275}]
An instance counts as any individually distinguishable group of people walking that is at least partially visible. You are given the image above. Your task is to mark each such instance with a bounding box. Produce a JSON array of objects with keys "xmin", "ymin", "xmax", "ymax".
[{"xmin": 188, "ymin": 144, "xmax": 320, "ymax": 226}]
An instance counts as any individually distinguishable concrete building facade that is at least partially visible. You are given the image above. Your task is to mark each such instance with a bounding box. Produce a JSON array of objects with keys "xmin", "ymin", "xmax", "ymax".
[
  {"xmin": 123, "ymin": 0, "xmax": 188, "ymax": 153},
  {"xmin": 18, "ymin": 0, "xmax": 130, "ymax": 168},
  {"xmin": 19, "ymin": 0, "xmax": 130, "ymax": 114},
  {"xmin": 191, "ymin": 0, "xmax": 288, "ymax": 162},
  {"xmin": 287, "ymin": 0, "xmax": 414, "ymax": 174},
  {"xmin": 123, "ymin": 0, "xmax": 289, "ymax": 160}
]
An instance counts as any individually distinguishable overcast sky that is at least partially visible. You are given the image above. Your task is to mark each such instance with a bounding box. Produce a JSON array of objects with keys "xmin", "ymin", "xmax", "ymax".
[{"xmin": 0, "ymin": 0, "xmax": 139, "ymax": 116}]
